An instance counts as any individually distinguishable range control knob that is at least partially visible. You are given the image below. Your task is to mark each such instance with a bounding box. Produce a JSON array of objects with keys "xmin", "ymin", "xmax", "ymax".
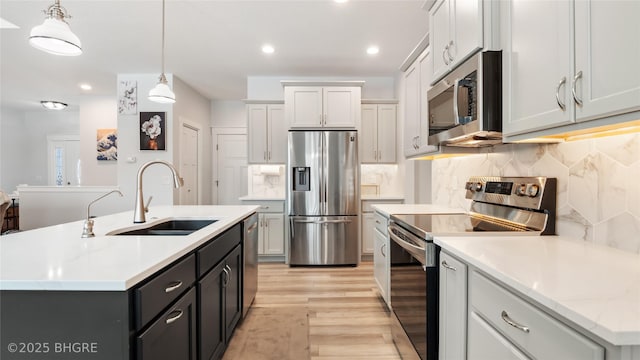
[
  {"xmin": 473, "ymin": 182, "xmax": 483, "ymax": 192},
  {"xmin": 466, "ymin": 182, "xmax": 482, "ymax": 192},
  {"xmin": 527, "ymin": 184, "xmax": 540, "ymax": 197},
  {"xmin": 516, "ymin": 183, "xmax": 527, "ymax": 196}
]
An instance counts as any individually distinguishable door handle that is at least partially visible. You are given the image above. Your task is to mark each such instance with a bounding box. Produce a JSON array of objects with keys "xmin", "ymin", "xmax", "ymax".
[
  {"xmin": 294, "ymin": 219, "xmax": 352, "ymax": 224},
  {"xmin": 501, "ymin": 311, "xmax": 530, "ymax": 333},
  {"xmin": 556, "ymin": 77, "xmax": 567, "ymax": 111},
  {"xmin": 246, "ymin": 222, "xmax": 258, "ymax": 233},
  {"xmin": 572, "ymin": 71, "xmax": 583, "ymax": 106},
  {"xmin": 441, "ymin": 260, "xmax": 457, "ymax": 271},
  {"xmin": 165, "ymin": 309, "xmax": 184, "ymax": 325},
  {"xmin": 164, "ymin": 281, "xmax": 183, "ymax": 293}
]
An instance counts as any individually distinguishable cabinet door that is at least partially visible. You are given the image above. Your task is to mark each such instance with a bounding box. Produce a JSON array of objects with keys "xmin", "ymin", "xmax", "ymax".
[
  {"xmin": 360, "ymin": 104, "xmax": 378, "ymax": 163},
  {"xmin": 286, "ymin": 87, "xmax": 323, "ymax": 128},
  {"xmin": 258, "ymin": 215, "xmax": 266, "ymax": 255},
  {"xmin": 324, "ymin": 87, "xmax": 360, "ymax": 128},
  {"xmin": 263, "ymin": 213, "xmax": 284, "ymax": 255},
  {"xmin": 224, "ymin": 245, "xmax": 243, "ymax": 342},
  {"xmin": 362, "ymin": 212, "xmax": 375, "ymax": 254},
  {"xmin": 438, "ymin": 252, "xmax": 467, "ymax": 360},
  {"xmin": 451, "ymin": 0, "xmax": 483, "ymax": 65},
  {"xmin": 418, "ymin": 48, "xmax": 439, "ymax": 153},
  {"xmin": 267, "ymin": 104, "xmax": 287, "ymax": 163},
  {"xmin": 430, "ymin": 0, "xmax": 451, "ymax": 82},
  {"xmin": 502, "ymin": 0, "xmax": 574, "ymax": 136},
  {"xmin": 198, "ymin": 263, "xmax": 226, "ymax": 360},
  {"xmin": 377, "ymin": 104, "xmax": 397, "ymax": 163},
  {"xmin": 373, "ymin": 228, "xmax": 388, "ymax": 304},
  {"xmin": 137, "ymin": 287, "xmax": 197, "ymax": 360},
  {"xmin": 468, "ymin": 311, "xmax": 531, "ymax": 360},
  {"xmin": 574, "ymin": 1, "xmax": 640, "ymax": 122},
  {"xmin": 403, "ymin": 62, "xmax": 421, "ymax": 157},
  {"xmin": 247, "ymin": 104, "xmax": 268, "ymax": 163}
]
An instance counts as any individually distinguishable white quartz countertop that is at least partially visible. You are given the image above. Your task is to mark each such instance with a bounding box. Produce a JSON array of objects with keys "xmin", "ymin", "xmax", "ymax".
[
  {"xmin": 239, "ymin": 195, "xmax": 285, "ymax": 201},
  {"xmin": 371, "ymin": 203, "xmax": 465, "ymax": 217},
  {"xmin": 0, "ymin": 205, "xmax": 258, "ymax": 291},
  {"xmin": 361, "ymin": 195, "xmax": 405, "ymax": 201},
  {"xmin": 435, "ymin": 235, "xmax": 640, "ymax": 346}
]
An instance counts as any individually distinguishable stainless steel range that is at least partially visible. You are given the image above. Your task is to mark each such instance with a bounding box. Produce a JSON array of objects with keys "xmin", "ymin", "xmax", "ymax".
[{"xmin": 388, "ymin": 176, "xmax": 557, "ymax": 360}]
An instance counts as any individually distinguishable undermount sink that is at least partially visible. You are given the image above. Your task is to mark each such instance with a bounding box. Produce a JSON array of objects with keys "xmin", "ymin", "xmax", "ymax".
[{"xmin": 109, "ymin": 219, "xmax": 218, "ymax": 236}]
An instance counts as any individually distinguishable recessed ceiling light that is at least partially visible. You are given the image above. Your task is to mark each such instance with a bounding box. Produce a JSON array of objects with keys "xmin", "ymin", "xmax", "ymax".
[
  {"xmin": 79, "ymin": 83, "xmax": 92, "ymax": 91},
  {"xmin": 367, "ymin": 46, "xmax": 380, "ymax": 55},
  {"xmin": 41, "ymin": 100, "xmax": 68, "ymax": 110},
  {"xmin": 262, "ymin": 44, "xmax": 275, "ymax": 54}
]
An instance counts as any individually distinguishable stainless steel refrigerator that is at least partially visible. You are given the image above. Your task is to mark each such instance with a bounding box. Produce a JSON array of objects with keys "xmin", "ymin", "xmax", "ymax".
[{"xmin": 287, "ymin": 130, "xmax": 359, "ymax": 266}]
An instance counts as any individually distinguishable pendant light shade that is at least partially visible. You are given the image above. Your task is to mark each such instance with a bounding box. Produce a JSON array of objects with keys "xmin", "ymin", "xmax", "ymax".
[
  {"xmin": 149, "ymin": 74, "xmax": 176, "ymax": 104},
  {"xmin": 29, "ymin": 1, "xmax": 82, "ymax": 56},
  {"xmin": 149, "ymin": 0, "xmax": 175, "ymax": 104}
]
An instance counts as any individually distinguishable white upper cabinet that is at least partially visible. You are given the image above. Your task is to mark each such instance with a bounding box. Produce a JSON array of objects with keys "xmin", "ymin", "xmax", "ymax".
[
  {"xmin": 247, "ymin": 103, "xmax": 286, "ymax": 164},
  {"xmin": 574, "ymin": 0, "xmax": 640, "ymax": 123},
  {"xmin": 503, "ymin": 0, "xmax": 640, "ymax": 137},
  {"xmin": 361, "ymin": 103, "xmax": 397, "ymax": 164},
  {"xmin": 404, "ymin": 47, "xmax": 438, "ymax": 158},
  {"xmin": 284, "ymin": 85, "xmax": 361, "ymax": 129},
  {"xmin": 429, "ymin": 0, "xmax": 483, "ymax": 83}
]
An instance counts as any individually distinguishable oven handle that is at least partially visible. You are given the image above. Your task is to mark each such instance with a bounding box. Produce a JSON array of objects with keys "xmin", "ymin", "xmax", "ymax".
[
  {"xmin": 453, "ymin": 78, "xmax": 461, "ymax": 125},
  {"xmin": 387, "ymin": 225, "xmax": 428, "ymax": 265}
]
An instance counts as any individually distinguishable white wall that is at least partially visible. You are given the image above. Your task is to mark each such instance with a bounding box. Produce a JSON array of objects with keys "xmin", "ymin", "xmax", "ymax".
[
  {"xmin": 246, "ymin": 76, "xmax": 396, "ymax": 100},
  {"xmin": 211, "ymin": 100, "xmax": 246, "ymax": 128},
  {"xmin": 173, "ymin": 76, "xmax": 213, "ymax": 204},
  {"xmin": 79, "ymin": 96, "xmax": 118, "ymax": 186},
  {"xmin": 117, "ymin": 74, "xmax": 176, "ymax": 210},
  {"xmin": 0, "ymin": 108, "xmax": 27, "ymax": 193}
]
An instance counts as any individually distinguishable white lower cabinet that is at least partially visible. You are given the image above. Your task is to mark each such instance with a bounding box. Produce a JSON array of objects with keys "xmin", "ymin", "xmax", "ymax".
[
  {"xmin": 239, "ymin": 200, "xmax": 285, "ymax": 258},
  {"xmin": 372, "ymin": 208, "xmax": 396, "ymax": 307},
  {"xmin": 259, "ymin": 213, "xmax": 284, "ymax": 255},
  {"xmin": 468, "ymin": 269, "xmax": 604, "ymax": 360},
  {"xmin": 362, "ymin": 212, "xmax": 375, "ymax": 254},
  {"xmin": 438, "ymin": 252, "xmax": 467, "ymax": 360},
  {"xmin": 440, "ymin": 249, "xmax": 610, "ymax": 360},
  {"xmin": 468, "ymin": 311, "xmax": 531, "ymax": 360}
]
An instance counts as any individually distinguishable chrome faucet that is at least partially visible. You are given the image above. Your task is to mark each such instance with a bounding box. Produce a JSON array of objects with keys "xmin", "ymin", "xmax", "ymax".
[
  {"xmin": 81, "ymin": 189, "xmax": 124, "ymax": 238},
  {"xmin": 134, "ymin": 160, "xmax": 183, "ymax": 223}
]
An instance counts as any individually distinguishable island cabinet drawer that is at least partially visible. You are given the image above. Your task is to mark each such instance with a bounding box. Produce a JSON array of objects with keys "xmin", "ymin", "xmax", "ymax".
[
  {"xmin": 197, "ymin": 223, "xmax": 242, "ymax": 277},
  {"xmin": 374, "ymin": 211, "xmax": 388, "ymax": 234},
  {"xmin": 469, "ymin": 270, "xmax": 604, "ymax": 360},
  {"xmin": 135, "ymin": 254, "xmax": 196, "ymax": 331}
]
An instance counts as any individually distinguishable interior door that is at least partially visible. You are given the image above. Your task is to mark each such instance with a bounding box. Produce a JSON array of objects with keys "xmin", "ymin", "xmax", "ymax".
[
  {"xmin": 216, "ymin": 134, "xmax": 247, "ymax": 205},
  {"xmin": 180, "ymin": 124, "xmax": 199, "ymax": 205},
  {"xmin": 47, "ymin": 137, "xmax": 80, "ymax": 186}
]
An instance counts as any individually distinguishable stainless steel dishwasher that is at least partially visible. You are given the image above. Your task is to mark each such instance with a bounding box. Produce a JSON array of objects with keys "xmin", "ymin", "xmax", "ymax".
[{"xmin": 242, "ymin": 213, "xmax": 259, "ymax": 317}]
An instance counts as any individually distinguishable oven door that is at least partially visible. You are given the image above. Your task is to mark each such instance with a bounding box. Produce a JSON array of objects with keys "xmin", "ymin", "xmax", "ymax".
[{"xmin": 388, "ymin": 224, "xmax": 438, "ymax": 360}]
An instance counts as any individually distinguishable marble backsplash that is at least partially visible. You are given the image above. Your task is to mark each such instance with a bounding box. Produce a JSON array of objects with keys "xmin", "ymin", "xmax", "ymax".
[
  {"xmin": 248, "ymin": 165, "xmax": 285, "ymax": 198},
  {"xmin": 430, "ymin": 132, "xmax": 640, "ymax": 254}
]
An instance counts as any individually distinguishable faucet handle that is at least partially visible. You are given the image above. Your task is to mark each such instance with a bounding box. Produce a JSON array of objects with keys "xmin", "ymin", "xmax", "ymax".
[{"xmin": 144, "ymin": 196, "xmax": 153, "ymax": 213}]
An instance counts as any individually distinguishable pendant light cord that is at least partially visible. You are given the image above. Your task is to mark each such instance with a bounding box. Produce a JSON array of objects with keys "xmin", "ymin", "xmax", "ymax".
[{"xmin": 161, "ymin": 0, "xmax": 166, "ymax": 75}]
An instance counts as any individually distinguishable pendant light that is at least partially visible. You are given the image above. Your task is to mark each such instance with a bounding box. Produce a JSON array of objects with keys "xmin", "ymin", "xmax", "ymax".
[
  {"xmin": 29, "ymin": 0, "xmax": 82, "ymax": 56},
  {"xmin": 148, "ymin": 0, "xmax": 175, "ymax": 104}
]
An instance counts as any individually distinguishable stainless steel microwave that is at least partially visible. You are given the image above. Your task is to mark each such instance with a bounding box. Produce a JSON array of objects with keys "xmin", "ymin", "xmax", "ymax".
[{"xmin": 427, "ymin": 50, "xmax": 502, "ymax": 147}]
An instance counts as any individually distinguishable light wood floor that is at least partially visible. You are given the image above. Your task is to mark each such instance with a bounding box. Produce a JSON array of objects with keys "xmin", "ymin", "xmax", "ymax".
[{"xmin": 228, "ymin": 262, "xmax": 401, "ymax": 360}]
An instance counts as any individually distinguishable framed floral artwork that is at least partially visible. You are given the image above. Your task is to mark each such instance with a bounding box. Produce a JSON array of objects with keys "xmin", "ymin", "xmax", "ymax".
[
  {"xmin": 118, "ymin": 80, "xmax": 137, "ymax": 115},
  {"xmin": 97, "ymin": 128, "xmax": 117, "ymax": 160},
  {"xmin": 140, "ymin": 112, "xmax": 166, "ymax": 150}
]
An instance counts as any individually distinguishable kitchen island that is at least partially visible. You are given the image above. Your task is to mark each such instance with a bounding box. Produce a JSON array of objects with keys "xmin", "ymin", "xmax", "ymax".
[{"xmin": 0, "ymin": 205, "xmax": 258, "ymax": 360}]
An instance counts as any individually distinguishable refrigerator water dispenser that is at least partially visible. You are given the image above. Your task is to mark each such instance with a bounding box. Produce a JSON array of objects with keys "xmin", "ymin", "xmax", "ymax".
[{"xmin": 293, "ymin": 167, "xmax": 310, "ymax": 191}]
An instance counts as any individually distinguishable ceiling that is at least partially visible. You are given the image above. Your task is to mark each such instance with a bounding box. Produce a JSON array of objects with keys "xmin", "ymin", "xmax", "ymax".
[{"xmin": 0, "ymin": 0, "xmax": 428, "ymax": 111}]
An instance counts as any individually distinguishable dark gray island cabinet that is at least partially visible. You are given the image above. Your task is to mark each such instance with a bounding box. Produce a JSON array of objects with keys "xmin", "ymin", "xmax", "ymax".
[{"xmin": 1, "ymin": 221, "xmax": 246, "ymax": 360}]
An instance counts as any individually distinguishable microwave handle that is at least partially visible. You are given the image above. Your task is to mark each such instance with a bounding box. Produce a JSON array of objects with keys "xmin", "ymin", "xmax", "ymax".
[{"xmin": 453, "ymin": 78, "xmax": 461, "ymax": 125}]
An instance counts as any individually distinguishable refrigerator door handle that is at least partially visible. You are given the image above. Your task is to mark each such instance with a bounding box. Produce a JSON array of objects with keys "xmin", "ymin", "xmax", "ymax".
[{"xmin": 293, "ymin": 219, "xmax": 353, "ymax": 224}]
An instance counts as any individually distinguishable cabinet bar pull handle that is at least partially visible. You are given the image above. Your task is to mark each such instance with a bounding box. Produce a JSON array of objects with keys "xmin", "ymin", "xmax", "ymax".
[
  {"xmin": 441, "ymin": 260, "xmax": 457, "ymax": 271},
  {"xmin": 375, "ymin": 220, "xmax": 381, "ymax": 224},
  {"xmin": 447, "ymin": 40, "xmax": 455, "ymax": 61},
  {"xmin": 260, "ymin": 205, "xmax": 270, "ymax": 209},
  {"xmin": 381, "ymin": 243, "xmax": 386, "ymax": 257},
  {"xmin": 556, "ymin": 77, "xmax": 567, "ymax": 111},
  {"xmin": 572, "ymin": 70, "xmax": 583, "ymax": 106},
  {"xmin": 501, "ymin": 310, "xmax": 530, "ymax": 333},
  {"xmin": 247, "ymin": 222, "xmax": 258, "ymax": 233},
  {"xmin": 268, "ymin": 151, "xmax": 271, "ymax": 160},
  {"xmin": 222, "ymin": 268, "xmax": 230, "ymax": 287},
  {"xmin": 374, "ymin": 150, "xmax": 377, "ymax": 159},
  {"xmin": 442, "ymin": 46, "xmax": 449, "ymax": 65},
  {"xmin": 225, "ymin": 264, "xmax": 232, "ymax": 283},
  {"xmin": 164, "ymin": 281, "xmax": 183, "ymax": 293},
  {"xmin": 165, "ymin": 309, "xmax": 183, "ymax": 324}
]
